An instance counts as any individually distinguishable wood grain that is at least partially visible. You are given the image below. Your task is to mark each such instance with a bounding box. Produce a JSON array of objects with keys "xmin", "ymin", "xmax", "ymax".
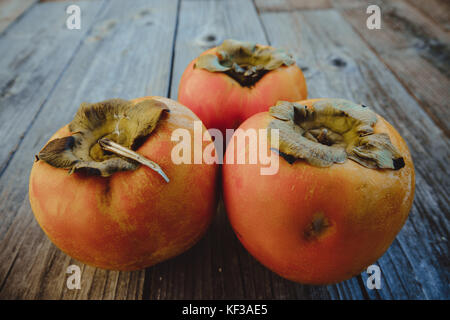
[
  {"xmin": 0, "ymin": 0, "xmax": 37, "ymax": 34},
  {"xmin": 0, "ymin": 0, "xmax": 104, "ymax": 182},
  {"xmin": 339, "ymin": 0, "xmax": 450, "ymax": 135},
  {"xmin": 0, "ymin": 0, "xmax": 178, "ymax": 300},
  {"xmin": 254, "ymin": 0, "xmax": 332, "ymax": 12},
  {"xmin": 261, "ymin": 9, "xmax": 449, "ymax": 299},
  {"xmin": 407, "ymin": 0, "xmax": 450, "ymax": 31}
]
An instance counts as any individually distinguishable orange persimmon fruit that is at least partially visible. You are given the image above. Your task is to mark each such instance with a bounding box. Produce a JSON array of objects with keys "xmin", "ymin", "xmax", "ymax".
[
  {"xmin": 29, "ymin": 97, "xmax": 218, "ymax": 271},
  {"xmin": 223, "ymin": 98, "xmax": 415, "ymax": 284},
  {"xmin": 178, "ymin": 39, "xmax": 307, "ymax": 136}
]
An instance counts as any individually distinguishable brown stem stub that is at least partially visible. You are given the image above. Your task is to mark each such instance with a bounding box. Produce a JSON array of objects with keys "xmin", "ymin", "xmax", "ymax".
[
  {"xmin": 37, "ymin": 98, "xmax": 169, "ymax": 178},
  {"xmin": 304, "ymin": 212, "xmax": 331, "ymax": 241},
  {"xmin": 98, "ymin": 138, "xmax": 169, "ymax": 182},
  {"xmin": 268, "ymin": 99, "xmax": 405, "ymax": 170}
]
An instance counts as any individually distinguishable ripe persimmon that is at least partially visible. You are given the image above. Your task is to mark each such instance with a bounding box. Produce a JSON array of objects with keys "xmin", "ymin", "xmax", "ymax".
[
  {"xmin": 178, "ymin": 39, "xmax": 307, "ymax": 136},
  {"xmin": 29, "ymin": 97, "xmax": 218, "ymax": 270},
  {"xmin": 223, "ymin": 98, "xmax": 415, "ymax": 284}
]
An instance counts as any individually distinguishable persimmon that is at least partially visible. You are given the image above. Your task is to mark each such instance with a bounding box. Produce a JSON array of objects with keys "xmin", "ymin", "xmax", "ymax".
[
  {"xmin": 178, "ymin": 39, "xmax": 307, "ymax": 136},
  {"xmin": 29, "ymin": 97, "xmax": 218, "ymax": 271},
  {"xmin": 223, "ymin": 98, "xmax": 415, "ymax": 284}
]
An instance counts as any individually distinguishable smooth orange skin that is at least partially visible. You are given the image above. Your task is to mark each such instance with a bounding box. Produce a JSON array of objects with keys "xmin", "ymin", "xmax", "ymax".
[
  {"xmin": 178, "ymin": 47, "xmax": 307, "ymax": 135},
  {"xmin": 223, "ymin": 99, "xmax": 415, "ymax": 284},
  {"xmin": 29, "ymin": 97, "xmax": 219, "ymax": 271}
]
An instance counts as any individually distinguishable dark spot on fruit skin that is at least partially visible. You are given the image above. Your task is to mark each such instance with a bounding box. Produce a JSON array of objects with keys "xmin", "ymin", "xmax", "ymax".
[
  {"xmin": 304, "ymin": 213, "xmax": 330, "ymax": 241},
  {"xmin": 101, "ymin": 178, "xmax": 112, "ymax": 208}
]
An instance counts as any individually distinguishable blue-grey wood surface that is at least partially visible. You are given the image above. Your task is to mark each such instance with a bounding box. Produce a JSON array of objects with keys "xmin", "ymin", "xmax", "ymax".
[{"xmin": 0, "ymin": 0, "xmax": 448, "ymax": 299}]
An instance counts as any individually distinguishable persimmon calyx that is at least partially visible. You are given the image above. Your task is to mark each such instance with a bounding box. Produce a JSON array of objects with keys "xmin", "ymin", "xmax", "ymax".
[
  {"xmin": 36, "ymin": 98, "xmax": 170, "ymax": 180},
  {"xmin": 268, "ymin": 99, "xmax": 405, "ymax": 170},
  {"xmin": 194, "ymin": 39, "xmax": 295, "ymax": 87}
]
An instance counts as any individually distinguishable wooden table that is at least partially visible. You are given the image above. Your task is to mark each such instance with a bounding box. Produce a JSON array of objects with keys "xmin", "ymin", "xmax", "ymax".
[{"xmin": 0, "ymin": 0, "xmax": 448, "ymax": 300}]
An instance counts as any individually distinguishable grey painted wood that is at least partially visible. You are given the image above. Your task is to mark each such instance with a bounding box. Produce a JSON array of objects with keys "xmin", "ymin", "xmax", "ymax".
[
  {"xmin": 0, "ymin": 0, "xmax": 37, "ymax": 34},
  {"xmin": 254, "ymin": 0, "xmax": 332, "ymax": 11},
  {"xmin": 0, "ymin": 0, "xmax": 104, "ymax": 180},
  {"xmin": 340, "ymin": 0, "xmax": 450, "ymax": 135},
  {"xmin": 407, "ymin": 0, "xmax": 450, "ymax": 31},
  {"xmin": 0, "ymin": 0, "xmax": 178, "ymax": 299},
  {"xmin": 261, "ymin": 9, "xmax": 449, "ymax": 299}
]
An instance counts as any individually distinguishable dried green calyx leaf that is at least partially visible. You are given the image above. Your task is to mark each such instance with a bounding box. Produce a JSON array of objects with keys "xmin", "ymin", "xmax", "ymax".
[
  {"xmin": 37, "ymin": 98, "xmax": 169, "ymax": 177},
  {"xmin": 194, "ymin": 39, "xmax": 295, "ymax": 87},
  {"xmin": 268, "ymin": 99, "xmax": 405, "ymax": 170}
]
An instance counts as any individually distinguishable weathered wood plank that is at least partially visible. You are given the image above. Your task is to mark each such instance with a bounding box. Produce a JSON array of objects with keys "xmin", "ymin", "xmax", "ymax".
[
  {"xmin": 0, "ymin": 0, "xmax": 104, "ymax": 180},
  {"xmin": 339, "ymin": 0, "xmax": 450, "ymax": 135},
  {"xmin": 261, "ymin": 9, "xmax": 449, "ymax": 299},
  {"xmin": 407, "ymin": 0, "xmax": 450, "ymax": 31},
  {"xmin": 254, "ymin": 0, "xmax": 331, "ymax": 12},
  {"xmin": 0, "ymin": 0, "xmax": 37, "ymax": 34},
  {"xmin": 0, "ymin": 0, "xmax": 179, "ymax": 300}
]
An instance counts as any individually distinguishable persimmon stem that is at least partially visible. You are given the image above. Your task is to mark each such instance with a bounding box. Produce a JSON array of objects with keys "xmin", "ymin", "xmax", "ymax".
[{"xmin": 98, "ymin": 138, "xmax": 170, "ymax": 183}]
